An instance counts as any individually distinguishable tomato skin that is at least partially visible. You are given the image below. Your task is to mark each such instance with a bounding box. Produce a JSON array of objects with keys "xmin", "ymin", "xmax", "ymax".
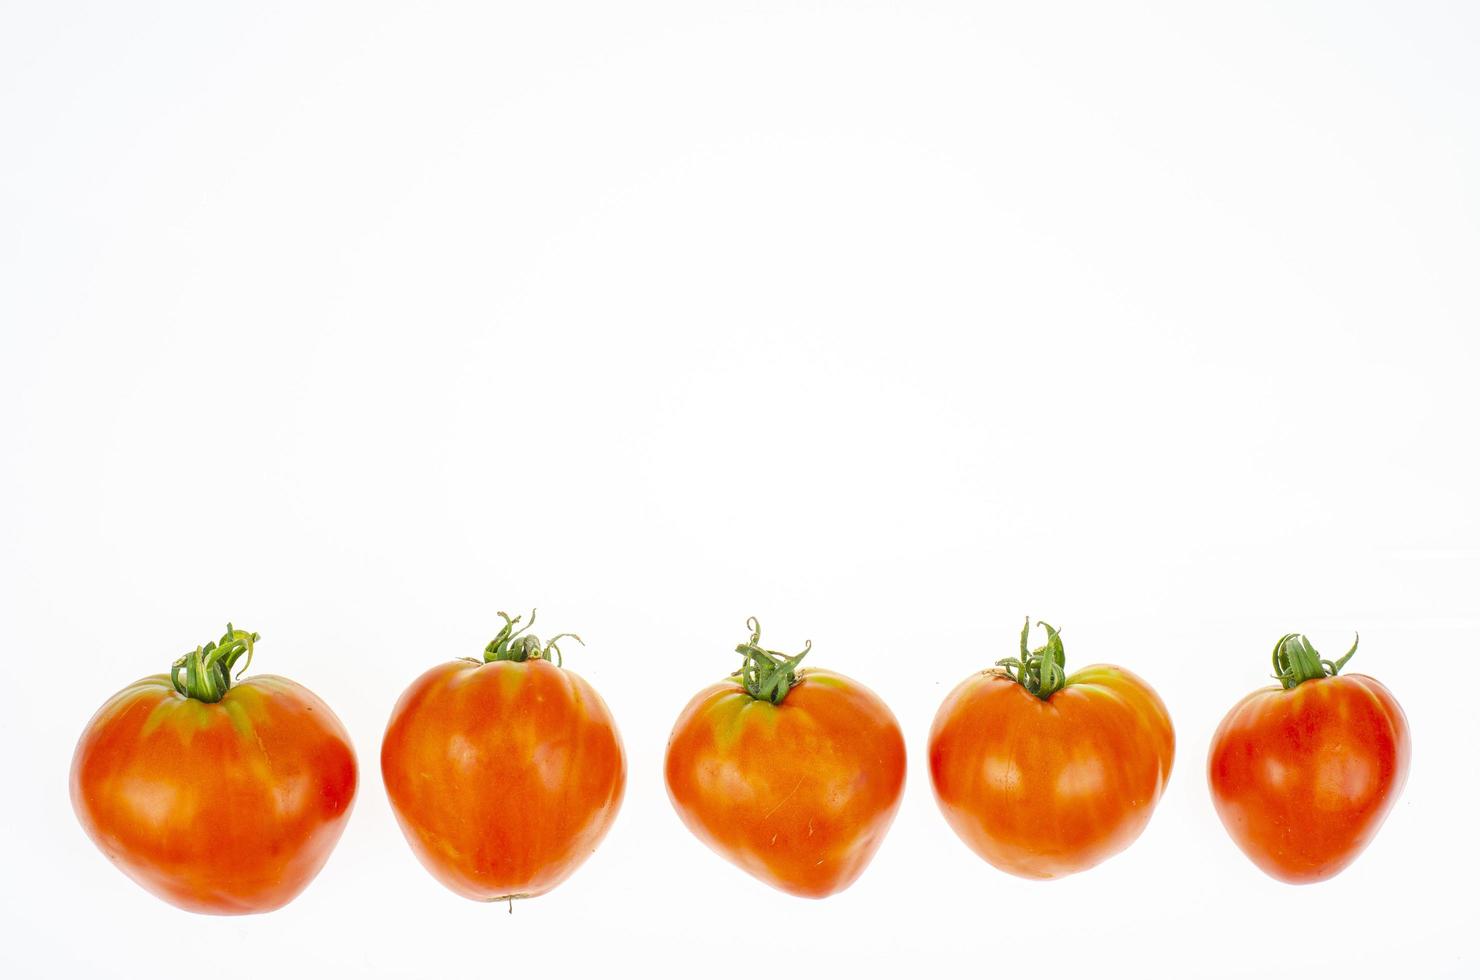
[
  {"xmin": 928, "ymin": 665, "xmax": 1175, "ymax": 879},
  {"xmin": 70, "ymin": 674, "xmax": 358, "ymax": 915},
  {"xmin": 1207, "ymin": 674, "xmax": 1409, "ymax": 883},
  {"xmin": 380, "ymin": 658, "xmax": 625, "ymax": 900},
  {"xmin": 664, "ymin": 669, "xmax": 907, "ymax": 899}
]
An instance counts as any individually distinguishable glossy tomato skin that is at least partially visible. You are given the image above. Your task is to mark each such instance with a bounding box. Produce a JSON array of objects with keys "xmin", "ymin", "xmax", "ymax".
[
  {"xmin": 1208, "ymin": 674, "xmax": 1409, "ymax": 883},
  {"xmin": 928, "ymin": 665, "xmax": 1175, "ymax": 879},
  {"xmin": 664, "ymin": 669, "xmax": 907, "ymax": 899},
  {"xmin": 70, "ymin": 674, "xmax": 358, "ymax": 915},
  {"xmin": 380, "ymin": 658, "xmax": 625, "ymax": 900}
]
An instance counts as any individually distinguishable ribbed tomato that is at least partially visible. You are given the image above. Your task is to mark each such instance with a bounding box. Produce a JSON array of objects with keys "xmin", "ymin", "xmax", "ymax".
[
  {"xmin": 70, "ymin": 626, "xmax": 358, "ymax": 914},
  {"xmin": 664, "ymin": 619, "xmax": 906, "ymax": 899},
  {"xmin": 928, "ymin": 621, "xmax": 1174, "ymax": 879},
  {"xmin": 381, "ymin": 612, "xmax": 625, "ymax": 904},
  {"xmin": 1208, "ymin": 633, "xmax": 1410, "ymax": 883}
]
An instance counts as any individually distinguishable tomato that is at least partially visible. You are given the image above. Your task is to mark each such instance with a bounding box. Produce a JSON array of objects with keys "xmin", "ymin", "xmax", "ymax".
[
  {"xmin": 70, "ymin": 625, "xmax": 358, "ymax": 915},
  {"xmin": 664, "ymin": 618, "xmax": 906, "ymax": 899},
  {"xmin": 381, "ymin": 612, "xmax": 625, "ymax": 904},
  {"xmin": 1208, "ymin": 633, "xmax": 1410, "ymax": 883},
  {"xmin": 928, "ymin": 620, "xmax": 1175, "ymax": 879}
]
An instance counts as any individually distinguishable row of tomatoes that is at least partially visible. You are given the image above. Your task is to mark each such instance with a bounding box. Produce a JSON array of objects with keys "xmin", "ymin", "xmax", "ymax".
[{"xmin": 70, "ymin": 614, "xmax": 1410, "ymax": 914}]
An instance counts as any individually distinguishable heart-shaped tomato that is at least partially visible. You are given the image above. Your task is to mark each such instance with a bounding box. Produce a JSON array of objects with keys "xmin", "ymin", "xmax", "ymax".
[{"xmin": 664, "ymin": 618, "xmax": 906, "ymax": 898}]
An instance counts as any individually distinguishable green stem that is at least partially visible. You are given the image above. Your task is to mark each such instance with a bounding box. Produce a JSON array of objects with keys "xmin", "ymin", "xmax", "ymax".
[
  {"xmin": 994, "ymin": 618, "xmax": 1068, "ymax": 700},
  {"xmin": 170, "ymin": 624, "xmax": 259, "ymax": 703},
  {"xmin": 1272, "ymin": 632, "xmax": 1359, "ymax": 689},
  {"xmin": 482, "ymin": 610, "xmax": 582, "ymax": 666},
  {"xmin": 731, "ymin": 617, "xmax": 810, "ymax": 704}
]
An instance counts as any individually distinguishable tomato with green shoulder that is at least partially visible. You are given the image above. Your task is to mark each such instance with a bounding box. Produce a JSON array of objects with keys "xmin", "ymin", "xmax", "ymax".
[
  {"xmin": 664, "ymin": 618, "xmax": 907, "ymax": 898},
  {"xmin": 928, "ymin": 620, "xmax": 1175, "ymax": 879},
  {"xmin": 380, "ymin": 611, "xmax": 626, "ymax": 904},
  {"xmin": 70, "ymin": 625, "xmax": 358, "ymax": 914}
]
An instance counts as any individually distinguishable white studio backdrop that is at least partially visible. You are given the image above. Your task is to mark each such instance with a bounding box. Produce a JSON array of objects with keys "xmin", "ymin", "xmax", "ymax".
[{"xmin": 2, "ymin": 2, "xmax": 1476, "ymax": 978}]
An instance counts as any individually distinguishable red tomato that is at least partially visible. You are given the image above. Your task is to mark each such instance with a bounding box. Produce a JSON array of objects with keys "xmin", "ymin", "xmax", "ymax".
[
  {"xmin": 664, "ymin": 619, "xmax": 907, "ymax": 899},
  {"xmin": 1208, "ymin": 633, "xmax": 1410, "ymax": 883},
  {"xmin": 381, "ymin": 612, "xmax": 625, "ymax": 903},
  {"xmin": 70, "ymin": 626, "xmax": 358, "ymax": 914},
  {"xmin": 928, "ymin": 621, "xmax": 1175, "ymax": 879}
]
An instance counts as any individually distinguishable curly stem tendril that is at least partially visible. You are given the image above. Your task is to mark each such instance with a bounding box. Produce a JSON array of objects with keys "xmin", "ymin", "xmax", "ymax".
[
  {"xmin": 732, "ymin": 617, "xmax": 810, "ymax": 704},
  {"xmin": 483, "ymin": 609, "xmax": 582, "ymax": 666},
  {"xmin": 1271, "ymin": 632, "xmax": 1359, "ymax": 689},
  {"xmin": 170, "ymin": 623, "xmax": 259, "ymax": 703},
  {"xmin": 994, "ymin": 618, "xmax": 1068, "ymax": 700}
]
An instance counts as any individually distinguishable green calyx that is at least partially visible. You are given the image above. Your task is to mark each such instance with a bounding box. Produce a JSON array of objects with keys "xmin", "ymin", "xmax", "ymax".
[
  {"xmin": 995, "ymin": 618, "xmax": 1068, "ymax": 700},
  {"xmin": 732, "ymin": 617, "xmax": 810, "ymax": 704},
  {"xmin": 170, "ymin": 624, "xmax": 259, "ymax": 703},
  {"xmin": 483, "ymin": 610, "xmax": 582, "ymax": 666},
  {"xmin": 1272, "ymin": 632, "xmax": 1359, "ymax": 689}
]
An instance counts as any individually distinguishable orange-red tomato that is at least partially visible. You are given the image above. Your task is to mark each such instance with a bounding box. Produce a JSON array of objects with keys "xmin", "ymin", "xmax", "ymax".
[
  {"xmin": 70, "ymin": 627, "xmax": 358, "ymax": 915},
  {"xmin": 928, "ymin": 621, "xmax": 1174, "ymax": 879},
  {"xmin": 664, "ymin": 620, "xmax": 906, "ymax": 899},
  {"xmin": 1208, "ymin": 633, "xmax": 1410, "ymax": 883},
  {"xmin": 380, "ymin": 613, "xmax": 625, "ymax": 902}
]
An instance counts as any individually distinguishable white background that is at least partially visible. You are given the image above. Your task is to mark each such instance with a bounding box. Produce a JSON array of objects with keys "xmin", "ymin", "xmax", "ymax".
[{"xmin": 2, "ymin": 2, "xmax": 1477, "ymax": 977}]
